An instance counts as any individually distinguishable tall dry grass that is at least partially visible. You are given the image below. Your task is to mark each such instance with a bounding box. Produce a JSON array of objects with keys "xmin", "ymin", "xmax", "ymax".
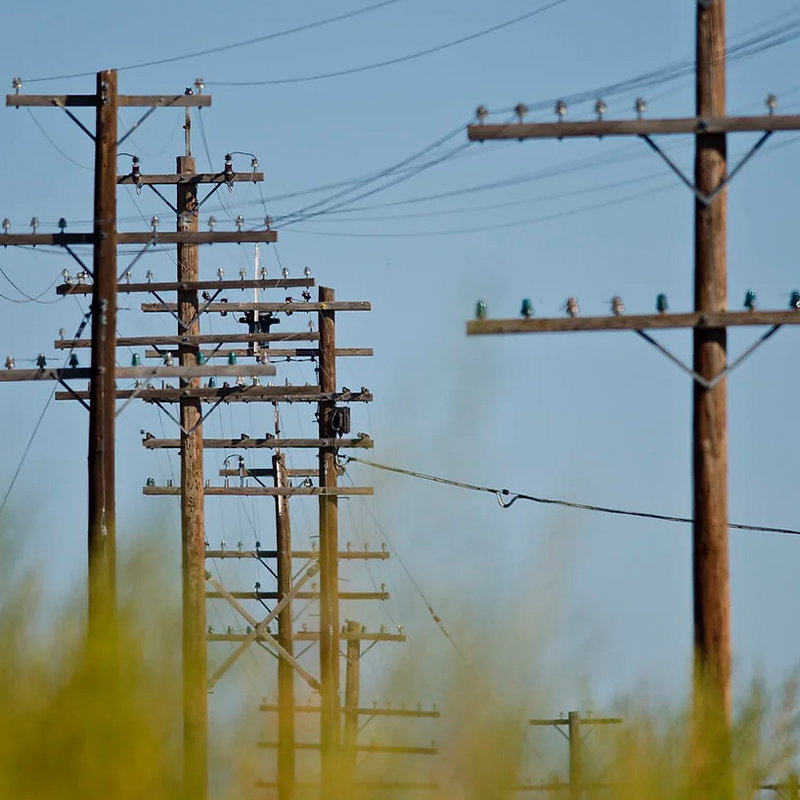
[{"xmin": 0, "ymin": 538, "xmax": 796, "ymax": 800}]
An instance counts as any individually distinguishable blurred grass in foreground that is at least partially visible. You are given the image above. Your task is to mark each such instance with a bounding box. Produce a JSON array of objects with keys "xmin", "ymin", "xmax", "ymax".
[{"xmin": 0, "ymin": 539, "xmax": 797, "ymax": 800}]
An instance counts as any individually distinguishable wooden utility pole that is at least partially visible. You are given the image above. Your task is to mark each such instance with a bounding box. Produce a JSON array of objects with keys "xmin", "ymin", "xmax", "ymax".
[
  {"xmin": 318, "ymin": 285, "xmax": 341, "ymax": 795},
  {"xmin": 528, "ymin": 713, "xmax": 621, "ymax": 796},
  {"xmin": 343, "ymin": 620, "xmax": 362, "ymax": 800},
  {"xmin": 3, "ymin": 75, "xmax": 211, "ymax": 643},
  {"xmin": 177, "ymin": 136, "xmax": 207, "ymax": 795},
  {"xmin": 465, "ymin": 0, "xmax": 800, "ymax": 725},
  {"xmin": 88, "ymin": 69, "xmax": 118, "ymax": 640},
  {"xmin": 693, "ymin": 0, "xmax": 730, "ymax": 719},
  {"xmin": 568, "ymin": 712, "xmax": 582, "ymax": 800},
  {"xmin": 274, "ymin": 453, "xmax": 296, "ymax": 800}
]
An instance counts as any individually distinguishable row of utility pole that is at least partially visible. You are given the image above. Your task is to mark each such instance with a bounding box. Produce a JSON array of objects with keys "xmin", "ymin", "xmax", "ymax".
[{"xmin": 0, "ymin": 70, "xmax": 438, "ymax": 800}]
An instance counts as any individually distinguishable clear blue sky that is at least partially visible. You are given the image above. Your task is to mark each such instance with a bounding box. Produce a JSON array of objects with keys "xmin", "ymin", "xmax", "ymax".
[{"xmin": 1, "ymin": 0, "xmax": 799, "ymax": 761}]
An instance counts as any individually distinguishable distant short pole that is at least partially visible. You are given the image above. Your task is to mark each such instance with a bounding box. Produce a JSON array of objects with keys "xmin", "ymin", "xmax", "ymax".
[
  {"xmin": 344, "ymin": 620, "xmax": 362, "ymax": 800},
  {"xmin": 568, "ymin": 712, "xmax": 582, "ymax": 800},
  {"xmin": 789, "ymin": 774, "xmax": 799, "ymax": 800}
]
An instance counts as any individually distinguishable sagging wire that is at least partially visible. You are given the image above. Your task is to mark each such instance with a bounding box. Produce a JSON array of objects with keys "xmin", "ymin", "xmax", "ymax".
[
  {"xmin": 212, "ymin": 0, "xmax": 569, "ymax": 87},
  {"xmin": 340, "ymin": 470, "xmax": 464, "ymax": 660},
  {"xmin": 0, "ymin": 308, "xmax": 91, "ymax": 521},
  {"xmin": 0, "ymin": 264, "xmax": 64, "ymax": 304},
  {"xmin": 341, "ymin": 456, "xmax": 800, "ymax": 536}
]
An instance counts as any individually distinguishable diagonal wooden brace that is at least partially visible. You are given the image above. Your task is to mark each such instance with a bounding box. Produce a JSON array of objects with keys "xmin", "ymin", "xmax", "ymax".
[{"xmin": 205, "ymin": 565, "xmax": 320, "ymax": 690}]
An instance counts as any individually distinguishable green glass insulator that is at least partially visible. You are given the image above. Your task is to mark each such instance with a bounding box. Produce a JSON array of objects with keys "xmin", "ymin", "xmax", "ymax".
[
  {"xmin": 744, "ymin": 289, "xmax": 757, "ymax": 310},
  {"xmin": 208, "ymin": 377, "xmax": 216, "ymax": 389},
  {"xmin": 656, "ymin": 293, "xmax": 668, "ymax": 313},
  {"xmin": 131, "ymin": 353, "xmax": 141, "ymax": 366},
  {"xmin": 520, "ymin": 298, "xmax": 533, "ymax": 318},
  {"xmin": 790, "ymin": 290, "xmax": 800, "ymax": 309},
  {"xmin": 475, "ymin": 300, "xmax": 487, "ymax": 319},
  {"xmin": 228, "ymin": 352, "xmax": 237, "ymax": 365}
]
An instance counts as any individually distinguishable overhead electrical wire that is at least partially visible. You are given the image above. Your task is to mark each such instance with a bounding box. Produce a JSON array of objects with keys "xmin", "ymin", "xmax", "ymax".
[
  {"xmin": 283, "ymin": 180, "xmax": 681, "ymax": 237},
  {"xmin": 281, "ymin": 131, "xmax": 800, "ymax": 237},
  {"xmin": 0, "ymin": 265, "xmax": 64, "ymax": 304},
  {"xmin": 272, "ymin": 121, "xmax": 473, "ymax": 226},
  {"xmin": 343, "ymin": 457, "xmax": 800, "ymax": 537},
  {"xmin": 277, "ymin": 141, "xmax": 474, "ymax": 227},
  {"xmin": 344, "ymin": 472, "xmax": 465, "ymax": 658},
  {"xmin": 282, "ymin": 171, "xmax": 671, "ymax": 223},
  {"xmin": 294, "ymin": 125, "xmax": 800, "ymax": 224},
  {"xmin": 211, "ymin": 0, "xmax": 570, "ymax": 86},
  {"xmin": 21, "ymin": 12, "xmax": 800, "ymax": 236},
  {"xmin": 22, "ymin": 0, "xmax": 406, "ymax": 83},
  {"xmin": 0, "ymin": 309, "xmax": 92, "ymax": 522},
  {"xmin": 494, "ymin": 17, "xmax": 800, "ymax": 116},
  {"xmin": 190, "ymin": 25, "xmax": 800, "ymax": 223},
  {"xmin": 25, "ymin": 109, "xmax": 92, "ymax": 171},
  {"xmin": 178, "ymin": 140, "xmax": 513, "ymax": 219}
]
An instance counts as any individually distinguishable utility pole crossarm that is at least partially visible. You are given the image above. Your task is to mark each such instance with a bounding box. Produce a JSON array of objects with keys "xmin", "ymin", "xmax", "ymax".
[
  {"xmin": 467, "ymin": 310, "xmax": 800, "ymax": 335},
  {"xmin": 204, "ymin": 549, "xmax": 389, "ymax": 560},
  {"xmin": 208, "ymin": 631, "xmax": 406, "ymax": 643},
  {"xmin": 467, "ymin": 114, "xmax": 800, "ymax": 141},
  {"xmin": 206, "ymin": 591, "xmax": 389, "ymax": 601},
  {"xmin": 59, "ymin": 278, "xmax": 314, "ymax": 295},
  {"xmin": 259, "ymin": 704, "xmax": 440, "ymax": 718},
  {"xmin": 117, "ymin": 172, "xmax": 263, "ymax": 185},
  {"xmin": 142, "ymin": 436, "xmax": 374, "ymax": 449},
  {"xmin": 0, "ymin": 364, "xmax": 277, "ymax": 382},
  {"xmin": 6, "ymin": 93, "xmax": 211, "ymax": 108},
  {"xmin": 257, "ymin": 742, "xmax": 438, "ymax": 755},
  {"xmin": 255, "ymin": 781, "xmax": 439, "ymax": 791},
  {"xmin": 141, "ymin": 301, "xmax": 370, "ymax": 313},
  {"xmin": 56, "ymin": 332, "xmax": 320, "ymax": 349},
  {"xmin": 56, "ymin": 388, "xmax": 373, "ymax": 403},
  {"xmin": 218, "ymin": 468, "xmax": 320, "ymax": 477},
  {"xmin": 0, "ymin": 231, "xmax": 278, "ymax": 246},
  {"xmin": 144, "ymin": 347, "xmax": 373, "ymax": 360},
  {"xmin": 144, "ymin": 486, "xmax": 373, "ymax": 497},
  {"xmin": 529, "ymin": 717, "xmax": 623, "ymax": 726}
]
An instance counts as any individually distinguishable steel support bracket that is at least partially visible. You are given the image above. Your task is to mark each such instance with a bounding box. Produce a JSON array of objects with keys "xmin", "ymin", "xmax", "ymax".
[
  {"xmin": 635, "ymin": 324, "xmax": 782, "ymax": 388},
  {"xmin": 640, "ymin": 131, "xmax": 773, "ymax": 206}
]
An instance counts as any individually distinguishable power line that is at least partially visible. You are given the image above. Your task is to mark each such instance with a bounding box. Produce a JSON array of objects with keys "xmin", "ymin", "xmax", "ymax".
[
  {"xmin": 166, "ymin": 140, "xmax": 512, "ymax": 219},
  {"xmin": 0, "ymin": 264, "xmax": 63, "ymax": 304},
  {"xmin": 277, "ymin": 141, "xmax": 473, "ymax": 228},
  {"xmin": 343, "ymin": 457, "xmax": 800, "ymax": 537},
  {"xmin": 25, "ymin": 109, "xmax": 92, "ymax": 171},
  {"xmin": 282, "ymin": 179, "xmax": 680, "ymax": 237},
  {"xmin": 273, "ymin": 121, "xmax": 471, "ymax": 225},
  {"xmin": 0, "ymin": 310, "xmax": 92, "ymax": 521},
  {"xmin": 196, "ymin": 108, "xmax": 236, "ymax": 220},
  {"xmin": 494, "ymin": 17, "xmax": 800, "ymax": 116},
  {"xmin": 22, "ymin": 0, "xmax": 406, "ymax": 83},
  {"xmin": 343, "ymin": 473, "xmax": 461, "ymax": 656},
  {"xmin": 211, "ymin": 0, "xmax": 570, "ymax": 86},
  {"xmin": 280, "ymin": 134, "xmax": 800, "ymax": 236},
  {"xmin": 278, "ymin": 139, "xmax": 667, "ymax": 223},
  {"xmin": 280, "ymin": 171, "xmax": 670, "ymax": 223}
]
